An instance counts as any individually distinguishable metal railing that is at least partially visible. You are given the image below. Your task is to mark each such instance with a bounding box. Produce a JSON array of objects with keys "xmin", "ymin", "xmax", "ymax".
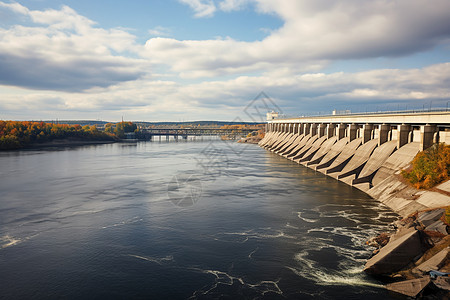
[{"xmin": 274, "ymin": 107, "xmax": 450, "ymax": 120}]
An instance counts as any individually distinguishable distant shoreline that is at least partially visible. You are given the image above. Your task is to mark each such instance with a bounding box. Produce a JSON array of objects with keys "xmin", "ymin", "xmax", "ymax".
[{"xmin": 22, "ymin": 139, "xmax": 117, "ymax": 149}]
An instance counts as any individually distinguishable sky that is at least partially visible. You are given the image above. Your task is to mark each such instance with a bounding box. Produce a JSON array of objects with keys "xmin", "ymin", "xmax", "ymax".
[{"xmin": 0, "ymin": 0, "xmax": 449, "ymax": 122}]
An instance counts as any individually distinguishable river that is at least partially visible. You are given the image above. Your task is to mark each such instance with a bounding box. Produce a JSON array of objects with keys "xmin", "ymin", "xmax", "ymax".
[{"xmin": 0, "ymin": 139, "xmax": 400, "ymax": 299}]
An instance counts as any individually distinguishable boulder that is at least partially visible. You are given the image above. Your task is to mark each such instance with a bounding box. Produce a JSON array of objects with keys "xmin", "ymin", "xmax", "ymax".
[
  {"xmin": 386, "ymin": 276, "xmax": 431, "ymax": 297},
  {"xmin": 418, "ymin": 209, "xmax": 445, "ymax": 227},
  {"xmin": 415, "ymin": 248, "xmax": 449, "ymax": 274},
  {"xmin": 433, "ymin": 276, "xmax": 450, "ymax": 291},
  {"xmin": 364, "ymin": 229, "xmax": 423, "ymax": 274},
  {"xmin": 425, "ymin": 220, "xmax": 448, "ymax": 235}
]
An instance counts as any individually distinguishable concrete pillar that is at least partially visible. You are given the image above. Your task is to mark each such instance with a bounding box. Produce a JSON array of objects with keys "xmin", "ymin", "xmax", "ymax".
[
  {"xmin": 304, "ymin": 123, "xmax": 311, "ymax": 136},
  {"xmin": 397, "ymin": 124, "xmax": 411, "ymax": 149},
  {"xmin": 420, "ymin": 124, "xmax": 437, "ymax": 151},
  {"xmin": 318, "ymin": 123, "xmax": 327, "ymax": 137},
  {"xmin": 298, "ymin": 123, "xmax": 304, "ymax": 135},
  {"xmin": 310, "ymin": 123, "xmax": 318, "ymax": 136},
  {"xmin": 433, "ymin": 129, "xmax": 440, "ymax": 144},
  {"xmin": 327, "ymin": 123, "xmax": 336, "ymax": 139},
  {"xmin": 347, "ymin": 124, "xmax": 358, "ymax": 142},
  {"xmin": 362, "ymin": 124, "xmax": 374, "ymax": 144},
  {"xmin": 378, "ymin": 124, "xmax": 390, "ymax": 146},
  {"xmin": 337, "ymin": 123, "xmax": 346, "ymax": 140}
]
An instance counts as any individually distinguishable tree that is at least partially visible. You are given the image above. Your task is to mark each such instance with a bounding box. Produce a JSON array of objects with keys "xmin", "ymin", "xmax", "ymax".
[{"xmin": 402, "ymin": 143, "xmax": 450, "ymax": 189}]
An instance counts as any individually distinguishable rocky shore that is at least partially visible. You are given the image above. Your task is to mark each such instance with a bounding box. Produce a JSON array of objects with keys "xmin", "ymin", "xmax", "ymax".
[
  {"xmin": 364, "ymin": 203, "xmax": 450, "ymax": 298},
  {"xmin": 238, "ymin": 136, "xmax": 263, "ymax": 144}
]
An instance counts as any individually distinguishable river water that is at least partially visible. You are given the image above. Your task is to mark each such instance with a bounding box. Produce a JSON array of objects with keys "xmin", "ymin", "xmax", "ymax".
[{"xmin": 0, "ymin": 140, "xmax": 400, "ymax": 299}]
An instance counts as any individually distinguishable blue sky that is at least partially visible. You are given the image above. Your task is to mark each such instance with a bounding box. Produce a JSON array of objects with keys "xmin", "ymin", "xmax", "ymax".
[{"xmin": 0, "ymin": 0, "xmax": 449, "ymax": 122}]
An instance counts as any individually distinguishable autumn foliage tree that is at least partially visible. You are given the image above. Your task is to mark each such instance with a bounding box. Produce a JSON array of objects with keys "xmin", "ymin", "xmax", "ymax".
[
  {"xmin": 0, "ymin": 121, "xmax": 116, "ymax": 150},
  {"xmin": 114, "ymin": 122, "xmax": 137, "ymax": 138},
  {"xmin": 401, "ymin": 143, "xmax": 450, "ymax": 189}
]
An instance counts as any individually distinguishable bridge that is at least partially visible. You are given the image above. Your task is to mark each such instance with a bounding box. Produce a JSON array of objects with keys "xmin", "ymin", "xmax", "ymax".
[{"xmin": 139, "ymin": 128, "xmax": 255, "ymax": 140}]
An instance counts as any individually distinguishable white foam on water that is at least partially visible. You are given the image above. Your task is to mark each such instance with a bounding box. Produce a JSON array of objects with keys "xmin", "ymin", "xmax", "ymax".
[
  {"xmin": 297, "ymin": 206, "xmax": 381, "ymax": 225},
  {"xmin": 0, "ymin": 235, "xmax": 21, "ymax": 249},
  {"xmin": 128, "ymin": 254, "xmax": 174, "ymax": 265},
  {"xmin": 217, "ymin": 228, "xmax": 297, "ymax": 243},
  {"xmin": 287, "ymin": 265, "xmax": 384, "ymax": 289},
  {"xmin": 248, "ymin": 247, "xmax": 259, "ymax": 259},
  {"xmin": 289, "ymin": 216, "xmax": 389, "ymax": 290},
  {"xmin": 247, "ymin": 279, "xmax": 283, "ymax": 295},
  {"xmin": 204, "ymin": 269, "xmax": 244, "ymax": 285},
  {"xmin": 188, "ymin": 267, "xmax": 283, "ymax": 299},
  {"xmin": 101, "ymin": 216, "xmax": 143, "ymax": 229},
  {"xmin": 290, "ymin": 251, "xmax": 384, "ymax": 289},
  {"xmin": 297, "ymin": 212, "xmax": 319, "ymax": 223},
  {"xmin": 0, "ymin": 233, "xmax": 39, "ymax": 249},
  {"xmin": 285, "ymin": 222, "xmax": 299, "ymax": 229},
  {"xmin": 188, "ymin": 268, "xmax": 244, "ymax": 299}
]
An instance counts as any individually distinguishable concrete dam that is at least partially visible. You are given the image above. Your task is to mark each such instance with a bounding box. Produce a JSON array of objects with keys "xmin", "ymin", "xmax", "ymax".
[{"xmin": 259, "ymin": 111, "xmax": 450, "ymax": 216}]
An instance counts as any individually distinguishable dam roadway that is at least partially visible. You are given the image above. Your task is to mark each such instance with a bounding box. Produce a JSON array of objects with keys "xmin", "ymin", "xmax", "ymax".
[{"xmin": 259, "ymin": 110, "xmax": 450, "ymax": 217}]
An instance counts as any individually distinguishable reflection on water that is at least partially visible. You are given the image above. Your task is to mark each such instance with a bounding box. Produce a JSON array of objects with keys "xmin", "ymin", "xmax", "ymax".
[{"xmin": 0, "ymin": 141, "xmax": 399, "ymax": 299}]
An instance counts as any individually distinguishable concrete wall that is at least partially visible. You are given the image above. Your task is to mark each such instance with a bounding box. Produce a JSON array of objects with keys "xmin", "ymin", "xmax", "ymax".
[
  {"xmin": 258, "ymin": 114, "xmax": 450, "ymax": 216},
  {"xmin": 258, "ymin": 117, "xmax": 449, "ymax": 194}
]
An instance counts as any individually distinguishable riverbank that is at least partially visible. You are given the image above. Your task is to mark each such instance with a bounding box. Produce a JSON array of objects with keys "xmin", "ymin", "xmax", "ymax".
[
  {"xmin": 364, "ymin": 206, "xmax": 450, "ymax": 298},
  {"xmin": 361, "ymin": 174, "xmax": 450, "ymax": 297},
  {"xmin": 238, "ymin": 136, "xmax": 263, "ymax": 144}
]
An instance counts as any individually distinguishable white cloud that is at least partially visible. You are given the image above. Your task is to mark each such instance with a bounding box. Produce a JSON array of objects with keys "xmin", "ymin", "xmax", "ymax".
[
  {"xmin": 148, "ymin": 26, "xmax": 171, "ymax": 37},
  {"xmin": 149, "ymin": 0, "xmax": 450, "ymax": 78},
  {"xmin": 2, "ymin": 63, "xmax": 449, "ymax": 121},
  {"xmin": 219, "ymin": 0, "xmax": 250, "ymax": 12},
  {"xmin": 0, "ymin": 2, "xmax": 147, "ymax": 91},
  {"xmin": 0, "ymin": 1, "xmax": 449, "ymax": 121},
  {"xmin": 0, "ymin": 1, "xmax": 28, "ymax": 15},
  {"xmin": 178, "ymin": 0, "xmax": 217, "ymax": 18}
]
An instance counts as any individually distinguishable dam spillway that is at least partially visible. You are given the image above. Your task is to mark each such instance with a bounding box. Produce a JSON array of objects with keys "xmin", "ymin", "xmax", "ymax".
[{"xmin": 259, "ymin": 111, "xmax": 450, "ymax": 216}]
